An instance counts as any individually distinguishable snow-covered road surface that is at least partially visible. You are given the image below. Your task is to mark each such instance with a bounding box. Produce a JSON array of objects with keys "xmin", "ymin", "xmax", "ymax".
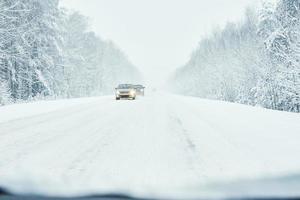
[{"xmin": 0, "ymin": 94, "xmax": 300, "ymax": 199}]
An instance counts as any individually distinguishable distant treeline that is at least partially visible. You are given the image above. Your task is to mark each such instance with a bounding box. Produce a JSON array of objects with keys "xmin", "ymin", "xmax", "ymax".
[
  {"xmin": 170, "ymin": 0, "xmax": 300, "ymax": 112},
  {"xmin": 0, "ymin": 0, "xmax": 141, "ymax": 105}
]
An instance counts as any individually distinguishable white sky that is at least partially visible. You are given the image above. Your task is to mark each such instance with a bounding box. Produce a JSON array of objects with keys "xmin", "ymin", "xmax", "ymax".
[{"xmin": 60, "ymin": 0, "xmax": 260, "ymax": 83}]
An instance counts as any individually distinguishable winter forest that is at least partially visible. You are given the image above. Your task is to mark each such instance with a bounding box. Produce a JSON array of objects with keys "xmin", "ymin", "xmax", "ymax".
[
  {"xmin": 1, "ymin": 0, "xmax": 299, "ymax": 114},
  {"xmin": 0, "ymin": 0, "xmax": 141, "ymax": 105},
  {"xmin": 170, "ymin": 0, "xmax": 300, "ymax": 113}
]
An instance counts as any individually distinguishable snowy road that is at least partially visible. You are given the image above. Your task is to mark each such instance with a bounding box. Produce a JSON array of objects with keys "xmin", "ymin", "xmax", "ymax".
[{"xmin": 0, "ymin": 93, "xmax": 300, "ymax": 199}]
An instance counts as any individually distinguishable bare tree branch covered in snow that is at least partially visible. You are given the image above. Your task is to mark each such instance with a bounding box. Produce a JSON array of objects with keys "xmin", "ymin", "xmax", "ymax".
[
  {"xmin": 0, "ymin": 0, "xmax": 141, "ymax": 105},
  {"xmin": 169, "ymin": 0, "xmax": 300, "ymax": 112}
]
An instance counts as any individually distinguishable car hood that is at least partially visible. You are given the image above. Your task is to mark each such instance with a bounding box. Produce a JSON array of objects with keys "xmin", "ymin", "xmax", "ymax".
[{"xmin": 116, "ymin": 89, "xmax": 133, "ymax": 92}]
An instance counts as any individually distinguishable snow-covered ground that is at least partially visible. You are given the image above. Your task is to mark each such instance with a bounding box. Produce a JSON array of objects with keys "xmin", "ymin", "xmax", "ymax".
[
  {"xmin": 0, "ymin": 93, "xmax": 300, "ymax": 199},
  {"xmin": 0, "ymin": 97, "xmax": 103, "ymax": 123}
]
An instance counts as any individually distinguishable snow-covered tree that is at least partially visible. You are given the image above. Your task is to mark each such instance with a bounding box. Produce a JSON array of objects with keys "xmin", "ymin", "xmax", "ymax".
[
  {"xmin": 257, "ymin": 0, "xmax": 300, "ymax": 111},
  {"xmin": 0, "ymin": 0, "xmax": 63, "ymax": 101},
  {"xmin": 62, "ymin": 11, "xmax": 141, "ymax": 97},
  {"xmin": 0, "ymin": 82, "xmax": 11, "ymax": 105},
  {"xmin": 0, "ymin": 1, "xmax": 141, "ymax": 105},
  {"xmin": 170, "ymin": 1, "xmax": 300, "ymax": 112}
]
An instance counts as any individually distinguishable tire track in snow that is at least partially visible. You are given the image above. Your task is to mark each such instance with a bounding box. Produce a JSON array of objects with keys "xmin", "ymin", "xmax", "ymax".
[
  {"xmin": 63, "ymin": 107, "xmax": 132, "ymax": 178},
  {"xmin": 25, "ymin": 100, "xmax": 136, "ymax": 179},
  {"xmin": 170, "ymin": 95, "xmax": 271, "ymax": 180},
  {"xmin": 0, "ymin": 99, "xmax": 121, "ymax": 168},
  {"xmin": 165, "ymin": 101, "xmax": 206, "ymax": 183}
]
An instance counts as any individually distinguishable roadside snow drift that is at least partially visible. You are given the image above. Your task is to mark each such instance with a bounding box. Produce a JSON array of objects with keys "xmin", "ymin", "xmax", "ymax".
[{"xmin": 0, "ymin": 94, "xmax": 300, "ymax": 199}]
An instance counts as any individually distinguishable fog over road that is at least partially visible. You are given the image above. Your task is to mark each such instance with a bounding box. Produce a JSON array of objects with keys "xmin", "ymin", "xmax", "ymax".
[{"xmin": 0, "ymin": 93, "xmax": 300, "ymax": 199}]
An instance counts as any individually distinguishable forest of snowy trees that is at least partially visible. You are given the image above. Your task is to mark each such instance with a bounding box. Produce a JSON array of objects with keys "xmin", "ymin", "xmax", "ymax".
[
  {"xmin": 0, "ymin": 0, "xmax": 141, "ymax": 105},
  {"xmin": 170, "ymin": 0, "xmax": 300, "ymax": 112}
]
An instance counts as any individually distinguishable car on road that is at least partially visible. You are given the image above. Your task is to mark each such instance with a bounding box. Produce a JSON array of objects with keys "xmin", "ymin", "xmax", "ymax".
[
  {"xmin": 133, "ymin": 85, "xmax": 145, "ymax": 96},
  {"xmin": 115, "ymin": 84, "xmax": 137, "ymax": 100}
]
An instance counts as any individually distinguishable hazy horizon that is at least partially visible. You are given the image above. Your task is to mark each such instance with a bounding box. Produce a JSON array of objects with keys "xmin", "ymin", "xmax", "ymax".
[{"xmin": 60, "ymin": 0, "xmax": 263, "ymax": 85}]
